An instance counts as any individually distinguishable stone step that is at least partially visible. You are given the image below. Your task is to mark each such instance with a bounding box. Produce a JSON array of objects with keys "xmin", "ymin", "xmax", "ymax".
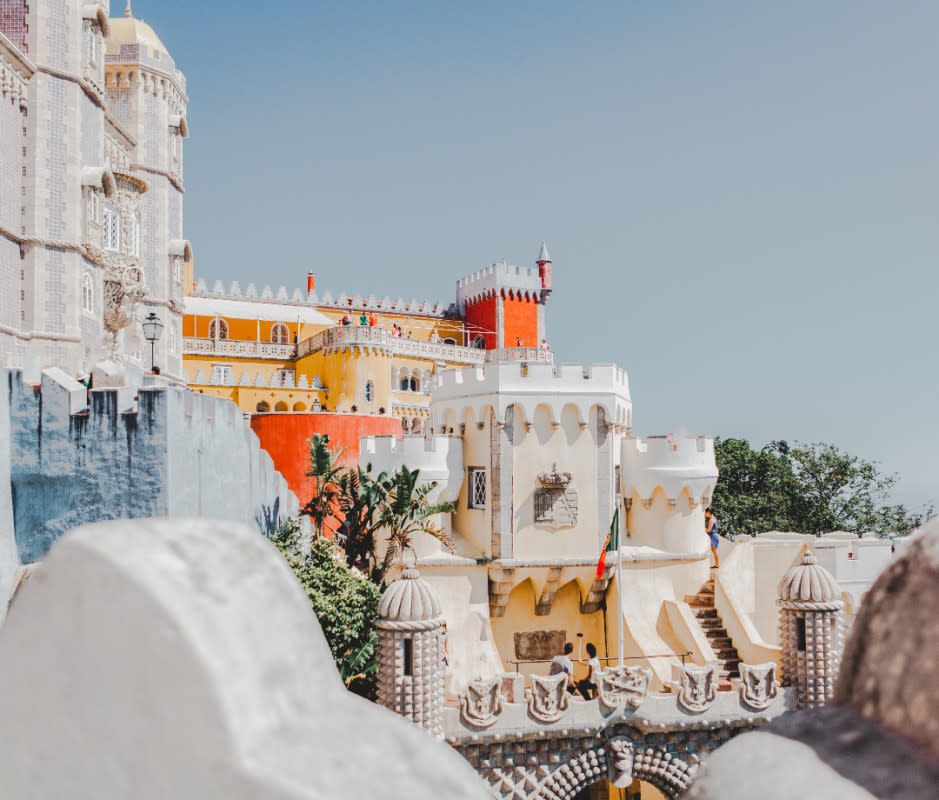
[
  {"xmin": 686, "ymin": 598, "xmax": 715, "ymax": 609},
  {"xmin": 693, "ymin": 608, "xmax": 718, "ymax": 619},
  {"xmin": 704, "ymin": 628, "xmax": 729, "ymax": 639},
  {"xmin": 697, "ymin": 618, "xmax": 723, "ymax": 630},
  {"xmin": 708, "ymin": 637, "xmax": 734, "ymax": 650},
  {"xmin": 715, "ymin": 648, "xmax": 739, "ymax": 661}
]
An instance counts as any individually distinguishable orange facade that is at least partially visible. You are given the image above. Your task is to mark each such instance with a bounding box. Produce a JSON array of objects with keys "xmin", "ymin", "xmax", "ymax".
[
  {"xmin": 249, "ymin": 412, "xmax": 402, "ymax": 509},
  {"xmin": 501, "ymin": 293, "xmax": 539, "ymax": 348}
]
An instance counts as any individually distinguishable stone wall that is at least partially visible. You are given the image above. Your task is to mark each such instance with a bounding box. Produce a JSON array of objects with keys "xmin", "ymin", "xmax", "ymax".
[{"xmin": 5, "ymin": 368, "xmax": 298, "ymax": 564}]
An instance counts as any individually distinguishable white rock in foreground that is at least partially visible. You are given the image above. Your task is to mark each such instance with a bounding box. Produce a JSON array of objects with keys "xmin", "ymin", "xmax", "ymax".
[{"xmin": 0, "ymin": 518, "xmax": 490, "ymax": 799}]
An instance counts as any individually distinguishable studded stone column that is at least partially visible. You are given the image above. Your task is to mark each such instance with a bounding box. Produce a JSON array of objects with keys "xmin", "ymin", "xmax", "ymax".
[
  {"xmin": 376, "ymin": 567, "xmax": 447, "ymax": 738},
  {"xmin": 777, "ymin": 550, "xmax": 844, "ymax": 709}
]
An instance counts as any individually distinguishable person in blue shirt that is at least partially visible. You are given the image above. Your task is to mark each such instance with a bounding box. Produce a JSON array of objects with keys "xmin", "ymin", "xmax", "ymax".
[{"xmin": 705, "ymin": 507, "xmax": 720, "ymax": 569}]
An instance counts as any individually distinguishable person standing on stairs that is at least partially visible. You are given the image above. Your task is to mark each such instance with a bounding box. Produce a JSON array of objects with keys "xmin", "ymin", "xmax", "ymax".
[{"xmin": 705, "ymin": 507, "xmax": 720, "ymax": 569}]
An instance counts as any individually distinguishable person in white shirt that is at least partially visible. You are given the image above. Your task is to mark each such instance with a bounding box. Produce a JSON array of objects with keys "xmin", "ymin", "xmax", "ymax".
[
  {"xmin": 548, "ymin": 642, "xmax": 577, "ymax": 694},
  {"xmin": 577, "ymin": 642, "xmax": 602, "ymax": 700}
]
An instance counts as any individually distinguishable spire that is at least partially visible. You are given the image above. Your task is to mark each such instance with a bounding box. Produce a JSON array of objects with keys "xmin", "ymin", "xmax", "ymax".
[
  {"xmin": 537, "ymin": 241, "xmax": 551, "ymax": 263},
  {"xmin": 125, "ymin": 0, "xmax": 133, "ymax": 18}
]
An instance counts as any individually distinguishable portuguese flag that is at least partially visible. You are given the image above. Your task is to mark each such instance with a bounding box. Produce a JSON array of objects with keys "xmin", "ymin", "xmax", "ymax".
[{"xmin": 596, "ymin": 509, "xmax": 619, "ymax": 579}]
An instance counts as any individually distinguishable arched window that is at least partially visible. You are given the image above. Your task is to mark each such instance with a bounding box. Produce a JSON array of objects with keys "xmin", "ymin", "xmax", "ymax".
[
  {"xmin": 275, "ymin": 401, "xmax": 289, "ymax": 412},
  {"xmin": 442, "ymin": 337, "xmax": 456, "ymax": 345},
  {"xmin": 473, "ymin": 334, "xmax": 486, "ymax": 349},
  {"xmin": 409, "ymin": 370, "xmax": 420, "ymax": 393},
  {"xmin": 256, "ymin": 401, "xmax": 270, "ymax": 412},
  {"xmin": 208, "ymin": 317, "xmax": 228, "ymax": 340},
  {"xmin": 81, "ymin": 272, "xmax": 94, "ymax": 315},
  {"xmin": 270, "ymin": 323, "xmax": 289, "ymax": 344},
  {"xmin": 364, "ymin": 380, "xmax": 375, "ymax": 403}
]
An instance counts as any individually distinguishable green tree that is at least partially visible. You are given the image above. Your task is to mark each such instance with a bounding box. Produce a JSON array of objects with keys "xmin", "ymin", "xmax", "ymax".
[
  {"xmin": 267, "ymin": 518, "xmax": 380, "ymax": 684},
  {"xmin": 712, "ymin": 438, "xmax": 933, "ymax": 538},
  {"xmin": 378, "ymin": 466, "xmax": 455, "ymax": 582},
  {"xmin": 302, "ymin": 434, "xmax": 345, "ymax": 538},
  {"xmin": 336, "ymin": 465, "xmax": 391, "ymax": 573}
]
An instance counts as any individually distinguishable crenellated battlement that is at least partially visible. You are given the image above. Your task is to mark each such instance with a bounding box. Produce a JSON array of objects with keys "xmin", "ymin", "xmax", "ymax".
[
  {"xmin": 429, "ymin": 362, "xmax": 631, "ymax": 431},
  {"xmin": 456, "ymin": 261, "xmax": 544, "ymax": 312},
  {"xmin": 192, "ymin": 279, "xmax": 450, "ymax": 318},
  {"xmin": 621, "ymin": 432, "xmax": 718, "ymax": 505}
]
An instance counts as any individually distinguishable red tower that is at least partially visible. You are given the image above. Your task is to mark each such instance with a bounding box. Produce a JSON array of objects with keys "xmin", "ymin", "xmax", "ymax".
[{"xmin": 456, "ymin": 245, "xmax": 551, "ymax": 350}]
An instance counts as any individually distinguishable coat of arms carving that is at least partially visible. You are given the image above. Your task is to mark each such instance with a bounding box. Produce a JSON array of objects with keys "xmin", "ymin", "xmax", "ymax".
[
  {"xmin": 459, "ymin": 677, "xmax": 504, "ymax": 728},
  {"xmin": 675, "ymin": 663, "xmax": 717, "ymax": 713},
  {"xmin": 597, "ymin": 665, "xmax": 652, "ymax": 710},
  {"xmin": 738, "ymin": 662, "xmax": 778, "ymax": 711},
  {"xmin": 527, "ymin": 673, "xmax": 570, "ymax": 723},
  {"xmin": 534, "ymin": 464, "xmax": 578, "ymax": 528}
]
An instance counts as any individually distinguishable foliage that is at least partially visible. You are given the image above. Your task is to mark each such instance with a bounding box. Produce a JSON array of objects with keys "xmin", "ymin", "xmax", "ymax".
[
  {"xmin": 336, "ymin": 464, "xmax": 391, "ymax": 573},
  {"xmin": 267, "ymin": 518, "xmax": 380, "ymax": 685},
  {"xmin": 379, "ymin": 466, "xmax": 456, "ymax": 582},
  {"xmin": 713, "ymin": 438, "xmax": 934, "ymax": 538},
  {"xmin": 302, "ymin": 434, "xmax": 346, "ymax": 538}
]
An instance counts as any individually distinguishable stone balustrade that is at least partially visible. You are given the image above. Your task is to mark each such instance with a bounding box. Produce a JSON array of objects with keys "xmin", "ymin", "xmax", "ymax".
[{"xmin": 183, "ymin": 337, "xmax": 297, "ymax": 359}]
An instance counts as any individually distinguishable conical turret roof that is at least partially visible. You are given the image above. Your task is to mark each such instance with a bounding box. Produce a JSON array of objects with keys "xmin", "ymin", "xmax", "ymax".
[{"xmin": 537, "ymin": 241, "xmax": 551, "ymax": 263}]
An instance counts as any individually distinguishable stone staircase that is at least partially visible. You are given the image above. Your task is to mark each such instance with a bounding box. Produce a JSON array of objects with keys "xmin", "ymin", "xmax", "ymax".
[{"xmin": 684, "ymin": 576, "xmax": 741, "ymax": 681}]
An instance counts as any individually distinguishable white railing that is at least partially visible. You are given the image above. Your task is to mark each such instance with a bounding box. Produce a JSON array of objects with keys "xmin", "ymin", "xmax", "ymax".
[
  {"xmin": 485, "ymin": 347, "xmax": 553, "ymax": 364},
  {"xmin": 296, "ymin": 326, "xmax": 486, "ymax": 365},
  {"xmin": 183, "ymin": 338, "xmax": 297, "ymax": 359}
]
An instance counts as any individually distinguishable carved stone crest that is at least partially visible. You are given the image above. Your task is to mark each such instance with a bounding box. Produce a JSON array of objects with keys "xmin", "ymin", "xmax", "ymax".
[
  {"xmin": 534, "ymin": 464, "xmax": 578, "ymax": 527},
  {"xmin": 527, "ymin": 673, "xmax": 570, "ymax": 723},
  {"xmin": 607, "ymin": 737, "xmax": 635, "ymax": 788},
  {"xmin": 675, "ymin": 663, "xmax": 717, "ymax": 713},
  {"xmin": 597, "ymin": 665, "xmax": 652, "ymax": 710},
  {"xmin": 459, "ymin": 677, "xmax": 504, "ymax": 729},
  {"xmin": 738, "ymin": 662, "xmax": 778, "ymax": 711}
]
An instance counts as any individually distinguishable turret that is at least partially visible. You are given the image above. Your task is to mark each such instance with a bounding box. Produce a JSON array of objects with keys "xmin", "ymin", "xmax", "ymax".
[
  {"xmin": 777, "ymin": 550, "xmax": 844, "ymax": 709},
  {"xmin": 536, "ymin": 241, "xmax": 552, "ymax": 304},
  {"xmin": 376, "ymin": 567, "xmax": 447, "ymax": 738}
]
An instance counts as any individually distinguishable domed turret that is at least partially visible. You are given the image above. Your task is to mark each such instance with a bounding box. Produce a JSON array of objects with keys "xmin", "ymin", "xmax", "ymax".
[
  {"xmin": 378, "ymin": 567, "xmax": 443, "ymax": 622},
  {"xmin": 777, "ymin": 549, "xmax": 844, "ymax": 709},
  {"xmin": 778, "ymin": 551, "xmax": 841, "ymax": 604},
  {"xmin": 107, "ymin": 4, "xmax": 169, "ymax": 59},
  {"xmin": 376, "ymin": 567, "xmax": 447, "ymax": 737}
]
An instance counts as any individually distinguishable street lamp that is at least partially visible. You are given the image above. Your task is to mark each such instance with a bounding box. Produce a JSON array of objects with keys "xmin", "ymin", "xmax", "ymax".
[{"xmin": 141, "ymin": 311, "xmax": 164, "ymax": 373}]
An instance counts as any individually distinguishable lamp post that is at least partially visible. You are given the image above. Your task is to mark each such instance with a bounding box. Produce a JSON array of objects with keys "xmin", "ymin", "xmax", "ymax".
[{"xmin": 141, "ymin": 311, "xmax": 164, "ymax": 373}]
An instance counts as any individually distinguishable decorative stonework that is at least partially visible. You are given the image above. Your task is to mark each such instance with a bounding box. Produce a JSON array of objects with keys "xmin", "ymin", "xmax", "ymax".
[
  {"xmin": 527, "ymin": 673, "xmax": 570, "ymax": 723},
  {"xmin": 607, "ymin": 736, "xmax": 635, "ymax": 788},
  {"xmin": 514, "ymin": 629, "xmax": 566, "ymax": 661},
  {"xmin": 597, "ymin": 665, "xmax": 652, "ymax": 710},
  {"xmin": 534, "ymin": 464, "xmax": 578, "ymax": 527},
  {"xmin": 676, "ymin": 664, "xmax": 718, "ymax": 713},
  {"xmin": 459, "ymin": 677, "xmax": 504, "ymax": 729},
  {"xmin": 738, "ymin": 663, "xmax": 779, "ymax": 711}
]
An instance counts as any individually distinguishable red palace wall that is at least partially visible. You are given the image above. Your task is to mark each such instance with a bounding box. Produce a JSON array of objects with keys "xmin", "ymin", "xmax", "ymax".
[
  {"xmin": 250, "ymin": 413, "xmax": 402, "ymax": 513},
  {"xmin": 464, "ymin": 296, "xmax": 498, "ymax": 349},
  {"xmin": 502, "ymin": 294, "xmax": 539, "ymax": 347}
]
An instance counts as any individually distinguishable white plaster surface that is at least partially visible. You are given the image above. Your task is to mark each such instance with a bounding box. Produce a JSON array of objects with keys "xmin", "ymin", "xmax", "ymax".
[
  {"xmin": 0, "ymin": 518, "xmax": 490, "ymax": 799},
  {"xmin": 684, "ymin": 731, "xmax": 876, "ymax": 800}
]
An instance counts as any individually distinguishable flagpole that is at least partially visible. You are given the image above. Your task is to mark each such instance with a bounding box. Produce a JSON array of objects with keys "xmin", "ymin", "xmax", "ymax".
[{"xmin": 617, "ymin": 514, "xmax": 624, "ymax": 667}]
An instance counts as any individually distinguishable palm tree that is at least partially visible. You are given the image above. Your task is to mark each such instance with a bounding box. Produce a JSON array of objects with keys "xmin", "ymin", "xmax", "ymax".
[
  {"xmin": 337, "ymin": 465, "xmax": 390, "ymax": 573},
  {"xmin": 378, "ymin": 466, "xmax": 455, "ymax": 582},
  {"xmin": 303, "ymin": 434, "xmax": 346, "ymax": 538}
]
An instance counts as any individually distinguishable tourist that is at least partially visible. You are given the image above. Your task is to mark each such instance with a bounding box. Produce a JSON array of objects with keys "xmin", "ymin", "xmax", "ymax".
[
  {"xmin": 430, "ymin": 328, "xmax": 441, "ymax": 343},
  {"xmin": 549, "ymin": 642, "xmax": 577, "ymax": 695},
  {"xmin": 391, "ymin": 324, "xmax": 400, "ymax": 337},
  {"xmin": 359, "ymin": 312, "xmax": 368, "ymax": 326},
  {"xmin": 705, "ymin": 507, "xmax": 720, "ymax": 569},
  {"xmin": 341, "ymin": 314, "xmax": 351, "ymax": 326},
  {"xmin": 368, "ymin": 312, "xmax": 377, "ymax": 327},
  {"xmin": 577, "ymin": 642, "xmax": 601, "ymax": 700},
  {"xmin": 516, "ymin": 336, "xmax": 522, "ymax": 347},
  {"xmin": 540, "ymin": 338, "xmax": 549, "ymax": 350},
  {"xmin": 407, "ymin": 330, "xmax": 413, "ymax": 339}
]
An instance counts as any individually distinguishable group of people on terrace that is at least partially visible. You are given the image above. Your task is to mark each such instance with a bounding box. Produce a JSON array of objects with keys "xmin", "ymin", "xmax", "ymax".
[{"xmin": 549, "ymin": 640, "xmax": 602, "ymax": 701}]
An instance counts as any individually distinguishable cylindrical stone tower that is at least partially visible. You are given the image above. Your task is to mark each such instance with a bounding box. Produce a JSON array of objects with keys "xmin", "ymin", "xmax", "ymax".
[
  {"xmin": 376, "ymin": 567, "xmax": 446, "ymax": 737},
  {"xmin": 777, "ymin": 550, "xmax": 844, "ymax": 709}
]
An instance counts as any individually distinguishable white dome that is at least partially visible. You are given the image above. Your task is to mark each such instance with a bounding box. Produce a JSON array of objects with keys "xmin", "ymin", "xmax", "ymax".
[
  {"xmin": 379, "ymin": 568, "xmax": 442, "ymax": 622},
  {"xmin": 778, "ymin": 550, "xmax": 841, "ymax": 603}
]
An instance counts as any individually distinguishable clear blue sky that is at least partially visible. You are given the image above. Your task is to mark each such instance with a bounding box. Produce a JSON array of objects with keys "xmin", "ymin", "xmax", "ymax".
[{"xmin": 142, "ymin": 0, "xmax": 937, "ymax": 510}]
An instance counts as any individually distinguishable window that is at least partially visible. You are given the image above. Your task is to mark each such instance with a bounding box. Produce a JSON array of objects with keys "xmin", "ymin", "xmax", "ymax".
[
  {"xmin": 210, "ymin": 365, "xmax": 234, "ymax": 385},
  {"xmin": 468, "ymin": 468, "xmax": 487, "ymax": 509},
  {"xmin": 103, "ymin": 204, "xmax": 119, "ymax": 250},
  {"xmin": 364, "ymin": 380, "xmax": 375, "ymax": 403},
  {"xmin": 172, "ymin": 256, "xmax": 183, "ymax": 283},
  {"xmin": 403, "ymin": 638, "xmax": 413, "ymax": 676},
  {"xmin": 168, "ymin": 322, "xmax": 178, "ymax": 354},
  {"xmin": 88, "ymin": 189, "xmax": 98, "ymax": 224},
  {"xmin": 81, "ymin": 272, "xmax": 94, "ymax": 315},
  {"xmin": 796, "ymin": 617, "xmax": 806, "ymax": 652},
  {"xmin": 86, "ymin": 24, "xmax": 98, "ymax": 66},
  {"xmin": 256, "ymin": 401, "xmax": 270, "ymax": 412},
  {"xmin": 208, "ymin": 317, "xmax": 228, "ymax": 340},
  {"xmin": 442, "ymin": 337, "xmax": 456, "ymax": 345},
  {"xmin": 127, "ymin": 213, "xmax": 140, "ymax": 257},
  {"xmin": 270, "ymin": 322, "xmax": 289, "ymax": 344},
  {"xmin": 473, "ymin": 334, "xmax": 486, "ymax": 349}
]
